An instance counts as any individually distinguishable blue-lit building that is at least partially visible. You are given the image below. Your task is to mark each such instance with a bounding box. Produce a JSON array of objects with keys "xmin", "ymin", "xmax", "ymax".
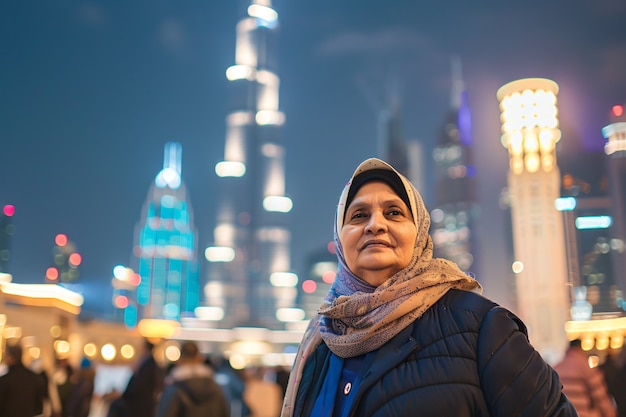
[
  {"xmin": 127, "ymin": 142, "xmax": 200, "ymax": 326},
  {"xmin": 430, "ymin": 58, "xmax": 479, "ymax": 275}
]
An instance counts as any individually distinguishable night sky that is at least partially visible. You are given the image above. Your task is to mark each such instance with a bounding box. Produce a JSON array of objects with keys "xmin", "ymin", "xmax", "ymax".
[{"xmin": 2, "ymin": 0, "xmax": 625, "ymax": 315}]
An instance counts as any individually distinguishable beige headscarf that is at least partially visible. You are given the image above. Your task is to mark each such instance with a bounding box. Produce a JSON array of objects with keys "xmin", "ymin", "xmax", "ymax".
[{"xmin": 281, "ymin": 158, "xmax": 481, "ymax": 417}]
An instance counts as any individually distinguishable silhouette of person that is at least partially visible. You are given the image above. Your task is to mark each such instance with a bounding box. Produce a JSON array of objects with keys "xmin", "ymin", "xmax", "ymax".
[
  {"xmin": 601, "ymin": 348, "xmax": 626, "ymax": 417},
  {"xmin": 0, "ymin": 342, "xmax": 46, "ymax": 417},
  {"xmin": 107, "ymin": 339, "xmax": 164, "ymax": 417},
  {"xmin": 555, "ymin": 339, "xmax": 617, "ymax": 417},
  {"xmin": 156, "ymin": 341, "xmax": 228, "ymax": 417}
]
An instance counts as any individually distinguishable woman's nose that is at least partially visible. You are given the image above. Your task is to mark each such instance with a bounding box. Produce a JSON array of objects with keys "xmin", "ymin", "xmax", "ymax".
[{"xmin": 364, "ymin": 211, "xmax": 387, "ymax": 234}]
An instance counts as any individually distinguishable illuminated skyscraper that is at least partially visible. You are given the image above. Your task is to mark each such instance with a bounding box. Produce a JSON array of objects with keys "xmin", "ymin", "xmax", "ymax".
[
  {"xmin": 377, "ymin": 94, "xmax": 410, "ymax": 177},
  {"xmin": 497, "ymin": 78, "xmax": 570, "ymax": 364},
  {"xmin": 204, "ymin": 0, "xmax": 299, "ymax": 330},
  {"xmin": 602, "ymin": 104, "xmax": 626, "ymax": 293},
  {"xmin": 130, "ymin": 142, "xmax": 200, "ymax": 326},
  {"xmin": 431, "ymin": 58, "xmax": 478, "ymax": 275},
  {"xmin": 0, "ymin": 204, "xmax": 15, "ymax": 273}
]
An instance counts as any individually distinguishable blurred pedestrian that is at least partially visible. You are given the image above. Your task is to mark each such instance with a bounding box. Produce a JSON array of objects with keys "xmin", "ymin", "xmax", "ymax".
[
  {"xmin": 601, "ymin": 348, "xmax": 626, "ymax": 416},
  {"xmin": 281, "ymin": 157, "xmax": 577, "ymax": 416},
  {"xmin": 156, "ymin": 341, "xmax": 228, "ymax": 417},
  {"xmin": 54, "ymin": 358, "xmax": 75, "ymax": 417},
  {"xmin": 210, "ymin": 355, "xmax": 250, "ymax": 417},
  {"xmin": 66, "ymin": 357, "xmax": 96, "ymax": 417},
  {"xmin": 0, "ymin": 342, "xmax": 47, "ymax": 417},
  {"xmin": 242, "ymin": 367, "xmax": 282, "ymax": 417},
  {"xmin": 30, "ymin": 358, "xmax": 54, "ymax": 417},
  {"xmin": 554, "ymin": 339, "xmax": 617, "ymax": 417},
  {"xmin": 106, "ymin": 339, "xmax": 164, "ymax": 417}
]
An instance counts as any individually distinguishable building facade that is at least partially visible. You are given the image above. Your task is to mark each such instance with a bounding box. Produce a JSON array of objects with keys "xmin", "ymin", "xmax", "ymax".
[
  {"xmin": 204, "ymin": 0, "xmax": 299, "ymax": 331},
  {"xmin": 602, "ymin": 105, "xmax": 626, "ymax": 294},
  {"xmin": 431, "ymin": 59, "xmax": 479, "ymax": 275},
  {"xmin": 128, "ymin": 142, "xmax": 200, "ymax": 326},
  {"xmin": 497, "ymin": 78, "xmax": 570, "ymax": 364}
]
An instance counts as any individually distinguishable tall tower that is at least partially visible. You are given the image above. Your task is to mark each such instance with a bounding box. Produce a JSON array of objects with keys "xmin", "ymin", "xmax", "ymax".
[
  {"xmin": 0, "ymin": 204, "xmax": 15, "ymax": 273},
  {"xmin": 205, "ymin": 0, "xmax": 299, "ymax": 330},
  {"xmin": 602, "ymin": 104, "xmax": 626, "ymax": 293},
  {"xmin": 497, "ymin": 78, "xmax": 570, "ymax": 364},
  {"xmin": 131, "ymin": 142, "xmax": 200, "ymax": 326},
  {"xmin": 431, "ymin": 58, "xmax": 478, "ymax": 275},
  {"xmin": 377, "ymin": 94, "xmax": 410, "ymax": 177}
]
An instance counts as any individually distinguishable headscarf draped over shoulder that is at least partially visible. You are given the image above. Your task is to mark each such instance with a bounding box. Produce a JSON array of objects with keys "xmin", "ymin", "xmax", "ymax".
[{"xmin": 281, "ymin": 158, "xmax": 481, "ymax": 417}]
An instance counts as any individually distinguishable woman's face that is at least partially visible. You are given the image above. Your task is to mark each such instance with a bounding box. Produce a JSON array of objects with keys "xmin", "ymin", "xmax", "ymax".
[{"xmin": 340, "ymin": 181, "xmax": 417, "ymax": 287}]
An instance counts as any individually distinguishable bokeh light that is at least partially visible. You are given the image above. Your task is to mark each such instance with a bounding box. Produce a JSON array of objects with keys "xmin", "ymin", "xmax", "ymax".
[
  {"xmin": 55, "ymin": 234, "xmax": 68, "ymax": 247},
  {"xmin": 101, "ymin": 343, "xmax": 116, "ymax": 361}
]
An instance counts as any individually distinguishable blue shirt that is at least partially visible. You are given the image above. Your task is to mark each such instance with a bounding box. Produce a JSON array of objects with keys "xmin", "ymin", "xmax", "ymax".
[{"xmin": 311, "ymin": 352, "xmax": 370, "ymax": 417}]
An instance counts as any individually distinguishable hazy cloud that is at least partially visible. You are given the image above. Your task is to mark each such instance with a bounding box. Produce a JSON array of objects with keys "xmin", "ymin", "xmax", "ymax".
[
  {"xmin": 597, "ymin": 43, "xmax": 626, "ymax": 87},
  {"xmin": 158, "ymin": 19, "xmax": 187, "ymax": 52},
  {"xmin": 77, "ymin": 4, "xmax": 106, "ymax": 26},
  {"xmin": 316, "ymin": 27, "xmax": 430, "ymax": 58}
]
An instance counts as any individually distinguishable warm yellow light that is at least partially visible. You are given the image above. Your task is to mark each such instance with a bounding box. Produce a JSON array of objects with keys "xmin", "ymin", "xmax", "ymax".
[
  {"xmin": 511, "ymin": 157, "xmax": 524, "ymax": 175},
  {"xmin": 525, "ymin": 154, "xmax": 540, "ymax": 173},
  {"xmin": 596, "ymin": 335, "xmax": 610, "ymax": 351},
  {"xmin": 508, "ymin": 132, "xmax": 523, "ymax": 155},
  {"xmin": 231, "ymin": 340, "xmax": 272, "ymax": 356},
  {"xmin": 497, "ymin": 78, "xmax": 561, "ymax": 170},
  {"xmin": 229, "ymin": 354, "xmax": 247, "ymax": 370},
  {"xmin": 565, "ymin": 317, "xmax": 626, "ymax": 334},
  {"xmin": 538, "ymin": 129, "xmax": 554, "ymax": 152},
  {"xmin": 512, "ymin": 261, "xmax": 524, "ymax": 274},
  {"xmin": 588, "ymin": 355, "xmax": 600, "ymax": 368},
  {"xmin": 0, "ymin": 283, "xmax": 83, "ymax": 307},
  {"xmin": 29, "ymin": 347, "xmax": 41, "ymax": 359},
  {"xmin": 164, "ymin": 345, "xmax": 181, "ymax": 362},
  {"xmin": 581, "ymin": 337, "xmax": 594, "ymax": 351},
  {"xmin": 523, "ymin": 133, "xmax": 539, "ymax": 153},
  {"xmin": 137, "ymin": 319, "xmax": 181, "ymax": 339},
  {"xmin": 610, "ymin": 335, "xmax": 624, "ymax": 350},
  {"xmin": 120, "ymin": 344, "xmax": 135, "ymax": 359},
  {"xmin": 542, "ymin": 155, "xmax": 554, "ymax": 171},
  {"xmin": 54, "ymin": 340, "xmax": 71, "ymax": 355},
  {"xmin": 84, "ymin": 343, "xmax": 97, "ymax": 358},
  {"xmin": 4, "ymin": 327, "xmax": 21, "ymax": 339}
]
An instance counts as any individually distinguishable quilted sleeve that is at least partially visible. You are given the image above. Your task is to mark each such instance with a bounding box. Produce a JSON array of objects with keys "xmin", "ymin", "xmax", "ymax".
[{"xmin": 477, "ymin": 306, "xmax": 578, "ymax": 417}]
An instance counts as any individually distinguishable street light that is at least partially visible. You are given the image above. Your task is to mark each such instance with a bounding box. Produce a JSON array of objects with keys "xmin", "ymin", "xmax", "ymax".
[{"xmin": 111, "ymin": 265, "xmax": 141, "ymax": 327}]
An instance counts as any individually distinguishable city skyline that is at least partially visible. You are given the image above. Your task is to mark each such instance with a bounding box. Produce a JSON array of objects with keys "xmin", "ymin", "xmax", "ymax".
[{"xmin": 1, "ymin": 1, "xmax": 626, "ymax": 316}]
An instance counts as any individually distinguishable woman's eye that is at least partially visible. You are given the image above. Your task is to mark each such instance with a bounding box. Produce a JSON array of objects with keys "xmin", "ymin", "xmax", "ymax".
[
  {"xmin": 350, "ymin": 212, "xmax": 367, "ymax": 220},
  {"xmin": 387, "ymin": 209, "xmax": 402, "ymax": 216}
]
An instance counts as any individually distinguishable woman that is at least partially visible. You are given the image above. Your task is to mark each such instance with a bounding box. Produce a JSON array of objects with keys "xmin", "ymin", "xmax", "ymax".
[{"xmin": 281, "ymin": 158, "xmax": 576, "ymax": 416}]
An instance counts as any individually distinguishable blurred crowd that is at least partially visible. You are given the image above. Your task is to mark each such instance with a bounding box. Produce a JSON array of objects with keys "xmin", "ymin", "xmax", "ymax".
[
  {"xmin": 0, "ymin": 339, "xmax": 289, "ymax": 417},
  {"xmin": 5, "ymin": 336, "xmax": 626, "ymax": 417}
]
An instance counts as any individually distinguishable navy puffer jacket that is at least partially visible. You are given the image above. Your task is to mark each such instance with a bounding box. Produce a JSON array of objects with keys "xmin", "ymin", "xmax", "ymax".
[{"xmin": 291, "ymin": 289, "xmax": 577, "ymax": 417}]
